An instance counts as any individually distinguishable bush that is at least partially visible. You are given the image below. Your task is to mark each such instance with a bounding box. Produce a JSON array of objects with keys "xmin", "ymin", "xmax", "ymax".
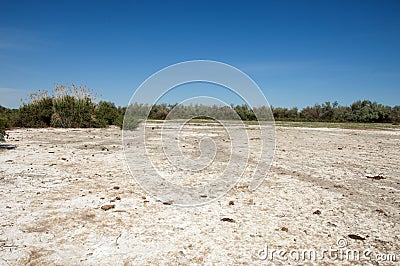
[
  {"xmin": 10, "ymin": 84, "xmax": 132, "ymax": 129},
  {"xmin": 123, "ymin": 107, "xmax": 140, "ymax": 130},
  {"xmin": 95, "ymin": 101, "xmax": 119, "ymax": 127},
  {"xmin": 114, "ymin": 107, "xmax": 126, "ymax": 128},
  {"xmin": 0, "ymin": 114, "xmax": 9, "ymax": 141},
  {"xmin": 0, "ymin": 106, "xmax": 8, "ymax": 141},
  {"xmin": 50, "ymin": 84, "xmax": 97, "ymax": 128},
  {"xmin": 16, "ymin": 97, "xmax": 53, "ymax": 127},
  {"xmin": 51, "ymin": 95, "xmax": 95, "ymax": 128},
  {"xmin": 123, "ymin": 116, "xmax": 140, "ymax": 130}
]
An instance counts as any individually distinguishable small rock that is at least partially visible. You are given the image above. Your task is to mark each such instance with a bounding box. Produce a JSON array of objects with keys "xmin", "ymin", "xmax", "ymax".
[
  {"xmin": 376, "ymin": 209, "xmax": 388, "ymax": 216},
  {"xmin": 101, "ymin": 204, "xmax": 115, "ymax": 211},
  {"xmin": 348, "ymin": 234, "xmax": 366, "ymax": 241},
  {"xmin": 163, "ymin": 200, "xmax": 173, "ymax": 205},
  {"xmin": 115, "ymin": 196, "xmax": 121, "ymax": 200},
  {"xmin": 228, "ymin": 200, "xmax": 235, "ymax": 206},
  {"xmin": 113, "ymin": 186, "xmax": 120, "ymax": 190},
  {"xmin": 313, "ymin": 210, "xmax": 321, "ymax": 215},
  {"xmin": 221, "ymin": 218, "xmax": 235, "ymax": 223},
  {"xmin": 327, "ymin": 221, "xmax": 337, "ymax": 227},
  {"xmin": 0, "ymin": 144, "xmax": 16, "ymax": 150},
  {"xmin": 281, "ymin": 227, "xmax": 288, "ymax": 232},
  {"xmin": 366, "ymin": 174, "xmax": 385, "ymax": 180}
]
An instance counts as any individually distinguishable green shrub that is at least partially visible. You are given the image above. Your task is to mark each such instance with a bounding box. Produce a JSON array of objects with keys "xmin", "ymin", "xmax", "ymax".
[
  {"xmin": 49, "ymin": 84, "xmax": 97, "ymax": 128},
  {"xmin": 95, "ymin": 101, "xmax": 119, "ymax": 127},
  {"xmin": 123, "ymin": 106, "xmax": 140, "ymax": 130},
  {"xmin": 16, "ymin": 97, "xmax": 53, "ymax": 127},
  {"xmin": 51, "ymin": 95, "xmax": 95, "ymax": 128},
  {"xmin": 123, "ymin": 115, "xmax": 140, "ymax": 130},
  {"xmin": 114, "ymin": 114, "xmax": 124, "ymax": 128},
  {"xmin": 109, "ymin": 106, "xmax": 125, "ymax": 128},
  {"xmin": 0, "ymin": 114, "xmax": 9, "ymax": 141}
]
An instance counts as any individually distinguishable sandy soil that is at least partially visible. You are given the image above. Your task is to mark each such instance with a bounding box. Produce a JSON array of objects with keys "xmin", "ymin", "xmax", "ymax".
[{"xmin": 0, "ymin": 124, "xmax": 399, "ymax": 265}]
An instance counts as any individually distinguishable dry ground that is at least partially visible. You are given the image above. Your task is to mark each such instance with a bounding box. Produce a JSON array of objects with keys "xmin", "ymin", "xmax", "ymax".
[{"xmin": 0, "ymin": 124, "xmax": 399, "ymax": 265}]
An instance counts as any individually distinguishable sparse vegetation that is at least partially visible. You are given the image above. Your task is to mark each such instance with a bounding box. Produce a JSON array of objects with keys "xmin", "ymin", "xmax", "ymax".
[
  {"xmin": 2, "ymin": 84, "xmax": 129, "ymax": 130},
  {"xmin": 0, "ymin": 85, "xmax": 399, "ymax": 134}
]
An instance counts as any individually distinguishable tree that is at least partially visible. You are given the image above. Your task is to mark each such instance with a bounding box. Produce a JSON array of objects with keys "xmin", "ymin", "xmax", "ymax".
[
  {"xmin": 149, "ymin": 104, "xmax": 169, "ymax": 120},
  {"xmin": 320, "ymin": 102, "xmax": 334, "ymax": 121},
  {"xmin": 390, "ymin": 106, "xmax": 400, "ymax": 124},
  {"xmin": 300, "ymin": 105, "xmax": 319, "ymax": 121},
  {"xmin": 348, "ymin": 100, "xmax": 391, "ymax": 122}
]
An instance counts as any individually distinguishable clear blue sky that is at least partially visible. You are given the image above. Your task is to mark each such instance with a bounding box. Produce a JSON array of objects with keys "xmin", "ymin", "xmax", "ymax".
[{"xmin": 1, "ymin": 0, "xmax": 399, "ymax": 109}]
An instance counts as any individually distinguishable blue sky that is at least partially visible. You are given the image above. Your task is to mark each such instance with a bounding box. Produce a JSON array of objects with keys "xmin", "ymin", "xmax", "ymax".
[{"xmin": 1, "ymin": 0, "xmax": 399, "ymax": 109}]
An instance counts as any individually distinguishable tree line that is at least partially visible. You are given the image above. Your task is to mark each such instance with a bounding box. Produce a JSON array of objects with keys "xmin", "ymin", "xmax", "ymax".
[
  {"xmin": 136, "ymin": 100, "xmax": 400, "ymax": 124},
  {"xmin": 1, "ymin": 84, "xmax": 399, "ymax": 141},
  {"xmin": 272, "ymin": 100, "xmax": 400, "ymax": 123}
]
